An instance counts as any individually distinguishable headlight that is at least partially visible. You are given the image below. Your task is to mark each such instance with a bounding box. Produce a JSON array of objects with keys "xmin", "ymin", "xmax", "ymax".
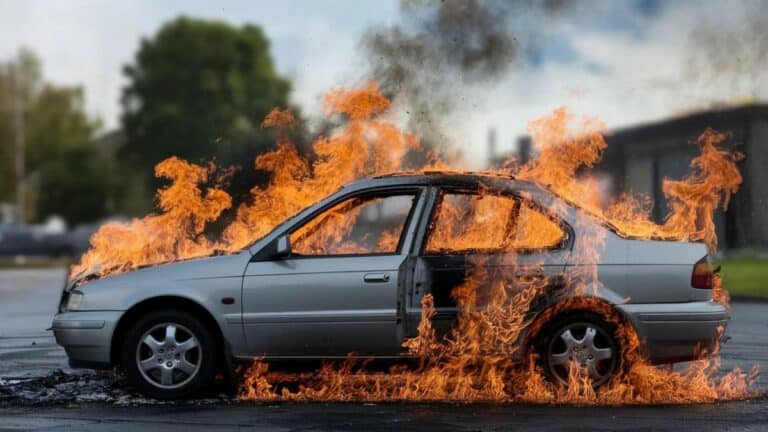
[{"xmin": 63, "ymin": 290, "xmax": 84, "ymax": 312}]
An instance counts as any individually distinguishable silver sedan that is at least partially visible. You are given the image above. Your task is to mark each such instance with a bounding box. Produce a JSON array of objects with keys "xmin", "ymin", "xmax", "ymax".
[{"xmin": 52, "ymin": 173, "xmax": 728, "ymax": 399}]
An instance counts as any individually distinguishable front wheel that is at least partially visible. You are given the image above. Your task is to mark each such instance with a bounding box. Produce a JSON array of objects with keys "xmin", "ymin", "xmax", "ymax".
[
  {"xmin": 538, "ymin": 313, "xmax": 619, "ymax": 388},
  {"xmin": 122, "ymin": 310, "xmax": 217, "ymax": 399}
]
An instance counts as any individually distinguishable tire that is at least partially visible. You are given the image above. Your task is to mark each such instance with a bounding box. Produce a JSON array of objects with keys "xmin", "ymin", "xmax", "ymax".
[
  {"xmin": 535, "ymin": 312, "xmax": 619, "ymax": 388},
  {"xmin": 121, "ymin": 309, "xmax": 217, "ymax": 399}
]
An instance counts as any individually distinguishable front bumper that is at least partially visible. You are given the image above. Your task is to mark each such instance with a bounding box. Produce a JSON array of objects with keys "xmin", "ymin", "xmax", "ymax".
[
  {"xmin": 52, "ymin": 311, "xmax": 123, "ymax": 370},
  {"xmin": 617, "ymin": 300, "xmax": 729, "ymax": 364}
]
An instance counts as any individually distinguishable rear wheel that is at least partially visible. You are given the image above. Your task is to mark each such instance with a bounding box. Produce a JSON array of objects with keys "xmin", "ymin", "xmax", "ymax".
[
  {"xmin": 537, "ymin": 313, "xmax": 619, "ymax": 388},
  {"xmin": 122, "ymin": 310, "xmax": 216, "ymax": 399}
]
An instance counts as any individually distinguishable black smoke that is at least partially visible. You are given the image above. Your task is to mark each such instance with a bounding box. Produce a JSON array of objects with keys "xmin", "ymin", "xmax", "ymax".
[{"xmin": 362, "ymin": 0, "xmax": 570, "ymax": 147}]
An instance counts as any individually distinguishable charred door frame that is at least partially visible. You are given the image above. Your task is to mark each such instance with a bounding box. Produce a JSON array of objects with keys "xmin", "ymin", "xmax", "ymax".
[{"xmin": 398, "ymin": 182, "xmax": 574, "ymax": 343}]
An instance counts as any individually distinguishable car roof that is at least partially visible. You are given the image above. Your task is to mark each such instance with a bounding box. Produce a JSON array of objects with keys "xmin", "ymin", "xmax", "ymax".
[
  {"xmin": 374, "ymin": 170, "xmax": 516, "ymax": 181},
  {"xmin": 339, "ymin": 170, "xmax": 543, "ymax": 194}
]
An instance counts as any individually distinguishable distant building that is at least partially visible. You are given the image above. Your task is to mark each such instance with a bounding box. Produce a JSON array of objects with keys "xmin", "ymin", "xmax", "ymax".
[
  {"xmin": 601, "ymin": 105, "xmax": 767, "ymax": 250},
  {"xmin": 490, "ymin": 105, "xmax": 768, "ymax": 251}
]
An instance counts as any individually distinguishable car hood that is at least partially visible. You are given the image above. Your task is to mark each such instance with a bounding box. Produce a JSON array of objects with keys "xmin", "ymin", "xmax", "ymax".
[{"xmin": 70, "ymin": 252, "xmax": 251, "ymax": 294}]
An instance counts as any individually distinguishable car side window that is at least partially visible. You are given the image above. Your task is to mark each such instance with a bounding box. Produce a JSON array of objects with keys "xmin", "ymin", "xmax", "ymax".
[
  {"xmin": 425, "ymin": 193, "xmax": 518, "ymax": 253},
  {"xmin": 510, "ymin": 202, "xmax": 565, "ymax": 250},
  {"xmin": 290, "ymin": 193, "xmax": 416, "ymax": 256},
  {"xmin": 424, "ymin": 192, "xmax": 564, "ymax": 254}
]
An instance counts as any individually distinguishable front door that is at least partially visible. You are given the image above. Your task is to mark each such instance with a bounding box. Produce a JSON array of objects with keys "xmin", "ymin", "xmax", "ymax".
[{"xmin": 242, "ymin": 190, "xmax": 425, "ymax": 357}]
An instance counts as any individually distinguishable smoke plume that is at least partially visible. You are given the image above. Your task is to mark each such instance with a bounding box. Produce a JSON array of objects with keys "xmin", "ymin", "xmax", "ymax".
[
  {"xmin": 685, "ymin": 0, "xmax": 768, "ymax": 102},
  {"xmin": 362, "ymin": 0, "xmax": 568, "ymax": 147}
]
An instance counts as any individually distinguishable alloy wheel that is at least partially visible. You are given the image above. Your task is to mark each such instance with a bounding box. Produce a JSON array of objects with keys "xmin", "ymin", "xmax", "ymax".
[
  {"xmin": 135, "ymin": 322, "xmax": 202, "ymax": 389},
  {"xmin": 546, "ymin": 321, "xmax": 617, "ymax": 387}
]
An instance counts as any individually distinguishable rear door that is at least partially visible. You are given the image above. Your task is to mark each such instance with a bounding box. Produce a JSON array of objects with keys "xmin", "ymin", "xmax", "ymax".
[
  {"xmin": 403, "ymin": 188, "xmax": 572, "ymax": 338},
  {"xmin": 242, "ymin": 188, "xmax": 426, "ymax": 357}
]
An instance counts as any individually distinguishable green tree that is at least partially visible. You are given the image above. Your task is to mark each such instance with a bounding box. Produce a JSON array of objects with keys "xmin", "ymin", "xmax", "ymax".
[
  {"xmin": 0, "ymin": 48, "xmax": 105, "ymax": 224},
  {"xmin": 120, "ymin": 16, "xmax": 292, "ymax": 197},
  {"xmin": 0, "ymin": 48, "xmax": 41, "ymax": 205},
  {"xmin": 26, "ymin": 85, "xmax": 96, "ymax": 172},
  {"xmin": 36, "ymin": 146, "xmax": 115, "ymax": 225}
]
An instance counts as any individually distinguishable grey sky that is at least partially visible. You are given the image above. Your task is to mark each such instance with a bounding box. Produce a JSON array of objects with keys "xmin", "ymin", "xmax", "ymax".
[{"xmin": 0, "ymin": 0, "xmax": 765, "ymax": 166}]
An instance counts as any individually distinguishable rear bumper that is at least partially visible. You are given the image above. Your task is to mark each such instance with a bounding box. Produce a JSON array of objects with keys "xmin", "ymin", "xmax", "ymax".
[
  {"xmin": 617, "ymin": 300, "xmax": 729, "ymax": 364},
  {"xmin": 51, "ymin": 311, "xmax": 122, "ymax": 369}
]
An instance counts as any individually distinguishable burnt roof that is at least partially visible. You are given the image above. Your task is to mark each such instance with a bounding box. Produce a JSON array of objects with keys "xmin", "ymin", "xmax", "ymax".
[
  {"xmin": 342, "ymin": 170, "xmax": 537, "ymax": 194},
  {"xmin": 373, "ymin": 170, "xmax": 516, "ymax": 180}
]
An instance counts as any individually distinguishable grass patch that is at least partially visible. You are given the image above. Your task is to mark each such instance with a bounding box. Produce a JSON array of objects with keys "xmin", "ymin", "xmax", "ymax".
[{"xmin": 717, "ymin": 257, "xmax": 768, "ymax": 297}]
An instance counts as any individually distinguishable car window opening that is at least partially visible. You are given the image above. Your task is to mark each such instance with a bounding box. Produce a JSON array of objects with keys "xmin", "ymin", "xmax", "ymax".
[
  {"xmin": 290, "ymin": 194, "xmax": 416, "ymax": 256},
  {"xmin": 424, "ymin": 192, "xmax": 565, "ymax": 255}
]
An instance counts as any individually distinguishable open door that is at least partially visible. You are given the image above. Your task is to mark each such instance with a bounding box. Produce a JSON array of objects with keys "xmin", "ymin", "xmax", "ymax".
[{"xmin": 401, "ymin": 188, "xmax": 572, "ymax": 341}]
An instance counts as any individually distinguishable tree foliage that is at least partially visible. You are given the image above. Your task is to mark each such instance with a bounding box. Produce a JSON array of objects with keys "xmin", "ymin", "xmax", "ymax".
[
  {"xmin": 0, "ymin": 48, "xmax": 106, "ymax": 225},
  {"xmin": 0, "ymin": 48, "xmax": 41, "ymax": 204},
  {"xmin": 120, "ymin": 16, "xmax": 292, "ymax": 179},
  {"xmin": 37, "ymin": 146, "xmax": 114, "ymax": 225}
]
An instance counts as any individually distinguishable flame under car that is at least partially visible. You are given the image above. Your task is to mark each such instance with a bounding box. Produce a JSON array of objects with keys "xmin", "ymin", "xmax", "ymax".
[{"xmin": 52, "ymin": 173, "xmax": 728, "ymax": 399}]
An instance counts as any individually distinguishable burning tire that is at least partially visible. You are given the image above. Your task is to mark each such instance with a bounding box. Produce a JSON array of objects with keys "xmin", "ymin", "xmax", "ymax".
[
  {"xmin": 537, "ymin": 313, "xmax": 619, "ymax": 388},
  {"xmin": 121, "ymin": 310, "xmax": 216, "ymax": 399}
]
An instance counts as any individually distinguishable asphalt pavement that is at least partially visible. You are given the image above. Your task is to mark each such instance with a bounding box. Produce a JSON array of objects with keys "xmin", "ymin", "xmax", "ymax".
[{"xmin": 0, "ymin": 268, "xmax": 766, "ymax": 431}]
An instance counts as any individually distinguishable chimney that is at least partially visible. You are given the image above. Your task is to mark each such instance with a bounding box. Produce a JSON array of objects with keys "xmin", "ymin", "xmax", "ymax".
[
  {"xmin": 487, "ymin": 128, "xmax": 497, "ymax": 166},
  {"xmin": 517, "ymin": 136, "xmax": 531, "ymax": 165}
]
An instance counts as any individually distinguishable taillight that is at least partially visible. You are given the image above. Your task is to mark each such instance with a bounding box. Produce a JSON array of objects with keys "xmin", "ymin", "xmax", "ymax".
[{"xmin": 691, "ymin": 256, "xmax": 714, "ymax": 289}]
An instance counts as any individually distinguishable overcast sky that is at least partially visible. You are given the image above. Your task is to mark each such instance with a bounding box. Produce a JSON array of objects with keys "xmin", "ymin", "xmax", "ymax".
[{"xmin": 1, "ymin": 0, "xmax": 766, "ymax": 166}]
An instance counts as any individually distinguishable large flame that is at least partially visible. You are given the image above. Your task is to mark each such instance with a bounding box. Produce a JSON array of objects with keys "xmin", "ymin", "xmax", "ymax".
[
  {"xmin": 73, "ymin": 82, "xmax": 756, "ymax": 404},
  {"xmin": 73, "ymin": 157, "xmax": 232, "ymax": 277},
  {"xmin": 72, "ymin": 82, "xmax": 419, "ymax": 277}
]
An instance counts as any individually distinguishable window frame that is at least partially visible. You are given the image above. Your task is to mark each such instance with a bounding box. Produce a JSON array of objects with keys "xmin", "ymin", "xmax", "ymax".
[
  {"xmin": 285, "ymin": 187, "xmax": 424, "ymax": 259},
  {"xmin": 419, "ymin": 187, "xmax": 572, "ymax": 257}
]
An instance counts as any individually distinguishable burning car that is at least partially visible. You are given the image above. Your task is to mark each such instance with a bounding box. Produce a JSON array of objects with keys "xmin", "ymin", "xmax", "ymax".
[{"xmin": 52, "ymin": 172, "xmax": 727, "ymax": 399}]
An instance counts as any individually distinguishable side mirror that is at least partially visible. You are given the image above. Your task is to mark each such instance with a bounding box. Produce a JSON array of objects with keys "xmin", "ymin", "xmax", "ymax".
[
  {"xmin": 274, "ymin": 234, "xmax": 292, "ymax": 259},
  {"xmin": 251, "ymin": 234, "xmax": 293, "ymax": 262}
]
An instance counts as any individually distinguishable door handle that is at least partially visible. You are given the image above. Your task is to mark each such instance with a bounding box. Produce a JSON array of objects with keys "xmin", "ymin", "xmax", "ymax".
[{"xmin": 364, "ymin": 273, "xmax": 390, "ymax": 283}]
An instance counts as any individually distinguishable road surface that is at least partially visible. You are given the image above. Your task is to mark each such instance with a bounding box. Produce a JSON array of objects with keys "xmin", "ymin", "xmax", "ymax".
[{"xmin": 0, "ymin": 268, "xmax": 766, "ymax": 431}]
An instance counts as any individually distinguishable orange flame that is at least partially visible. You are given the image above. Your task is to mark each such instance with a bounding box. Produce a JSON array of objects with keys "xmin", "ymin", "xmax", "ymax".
[
  {"xmin": 72, "ymin": 157, "xmax": 231, "ymax": 276},
  {"xmin": 239, "ymin": 293, "xmax": 757, "ymax": 404},
  {"xmin": 73, "ymin": 82, "xmax": 756, "ymax": 404},
  {"xmin": 73, "ymin": 82, "xmax": 419, "ymax": 277},
  {"xmin": 660, "ymin": 129, "xmax": 743, "ymax": 252}
]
